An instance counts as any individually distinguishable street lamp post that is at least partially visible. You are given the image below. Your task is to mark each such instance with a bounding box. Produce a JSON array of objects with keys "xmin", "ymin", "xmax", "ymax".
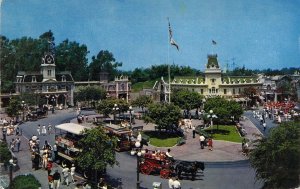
[
  {"xmin": 131, "ymin": 141, "xmax": 145, "ymax": 189},
  {"xmin": 129, "ymin": 106, "xmax": 134, "ymax": 128},
  {"xmin": 9, "ymin": 159, "xmax": 16, "ymax": 186},
  {"xmin": 51, "ymin": 96, "xmax": 56, "ymax": 114},
  {"xmin": 207, "ymin": 110, "xmax": 218, "ymax": 133},
  {"xmin": 21, "ymin": 101, "xmax": 25, "ymax": 121},
  {"xmin": 202, "ymin": 98, "xmax": 206, "ymax": 111},
  {"xmin": 113, "ymin": 104, "xmax": 119, "ymax": 122}
]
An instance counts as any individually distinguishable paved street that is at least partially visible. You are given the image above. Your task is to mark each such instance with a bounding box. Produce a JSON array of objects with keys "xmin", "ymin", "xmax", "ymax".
[
  {"xmin": 1, "ymin": 109, "xmax": 265, "ymax": 189},
  {"xmin": 244, "ymin": 109, "xmax": 279, "ymax": 137}
]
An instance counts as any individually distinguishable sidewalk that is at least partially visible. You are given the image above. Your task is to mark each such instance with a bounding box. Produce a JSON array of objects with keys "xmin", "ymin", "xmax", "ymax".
[
  {"xmin": 74, "ymin": 113, "xmax": 262, "ymax": 162},
  {"xmin": 0, "ymin": 111, "xmax": 78, "ymax": 189}
]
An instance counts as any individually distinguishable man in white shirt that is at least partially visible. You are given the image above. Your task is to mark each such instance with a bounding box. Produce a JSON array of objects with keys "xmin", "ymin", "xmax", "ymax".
[
  {"xmin": 62, "ymin": 165, "xmax": 70, "ymax": 186},
  {"xmin": 173, "ymin": 177, "xmax": 181, "ymax": 189},
  {"xmin": 166, "ymin": 148, "xmax": 174, "ymax": 161},
  {"xmin": 199, "ymin": 134, "xmax": 205, "ymax": 149},
  {"xmin": 137, "ymin": 132, "xmax": 142, "ymax": 142},
  {"xmin": 168, "ymin": 177, "xmax": 174, "ymax": 189}
]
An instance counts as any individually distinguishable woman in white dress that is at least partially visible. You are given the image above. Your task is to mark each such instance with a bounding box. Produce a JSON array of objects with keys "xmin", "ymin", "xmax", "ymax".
[
  {"xmin": 42, "ymin": 125, "xmax": 47, "ymax": 135},
  {"xmin": 70, "ymin": 164, "xmax": 76, "ymax": 183}
]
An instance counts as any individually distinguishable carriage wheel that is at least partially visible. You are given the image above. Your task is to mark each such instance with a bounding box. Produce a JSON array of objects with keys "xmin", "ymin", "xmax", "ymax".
[
  {"xmin": 160, "ymin": 169, "xmax": 170, "ymax": 179},
  {"xmin": 83, "ymin": 171, "xmax": 90, "ymax": 179},
  {"xmin": 140, "ymin": 163, "xmax": 152, "ymax": 175}
]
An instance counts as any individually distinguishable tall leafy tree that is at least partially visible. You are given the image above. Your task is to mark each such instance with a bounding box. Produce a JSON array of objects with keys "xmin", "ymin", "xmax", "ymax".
[
  {"xmin": 89, "ymin": 50, "xmax": 122, "ymax": 81},
  {"xmin": 171, "ymin": 89, "xmax": 203, "ymax": 115},
  {"xmin": 96, "ymin": 99, "xmax": 129, "ymax": 117},
  {"xmin": 74, "ymin": 86, "xmax": 107, "ymax": 107},
  {"xmin": 76, "ymin": 127, "xmax": 118, "ymax": 182},
  {"xmin": 6, "ymin": 97, "xmax": 22, "ymax": 118},
  {"xmin": 204, "ymin": 97, "xmax": 243, "ymax": 124},
  {"xmin": 249, "ymin": 122, "xmax": 300, "ymax": 189},
  {"xmin": 131, "ymin": 95, "xmax": 153, "ymax": 112},
  {"xmin": 145, "ymin": 103, "xmax": 182, "ymax": 132},
  {"xmin": 0, "ymin": 35, "xmax": 15, "ymax": 92},
  {"xmin": 243, "ymin": 86, "xmax": 258, "ymax": 107},
  {"xmin": 55, "ymin": 39, "xmax": 89, "ymax": 81}
]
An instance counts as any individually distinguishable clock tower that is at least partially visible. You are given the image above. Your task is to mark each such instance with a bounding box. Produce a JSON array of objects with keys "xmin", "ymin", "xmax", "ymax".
[{"xmin": 41, "ymin": 53, "xmax": 56, "ymax": 82}]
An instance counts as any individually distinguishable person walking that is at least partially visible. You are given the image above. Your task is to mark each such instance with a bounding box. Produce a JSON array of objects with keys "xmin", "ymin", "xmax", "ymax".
[
  {"xmin": 2, "ymin": 126, "xmax": 7, "ymax": 142},
  {"xmin": 168, "ymin": 177, "xmax": 175, "ymax": 189},
  {"xmin": 173, "ymin": 177, "xmax": 181, "ymax": 189},
  {"xmin": 16, "ymin": 137, "xmax": 21, "ymax": 152},
  {"xmin": 263, "ymin": 122, "xmax": 266, "ymax": 132},
  {"xmin": 52, "ymin": 144, "xmax": 57, "ymax": 161},
  {"xmin": 37, "ymin": 125, "xmax": 41, "ymax": 136},
  {"xmin": 207, "ymin": 138, "xmax": 213, "ymax": 151},
  {"xmin": 47, "ymin": 159, "xmax": 53, "ymax": 175},
  {"xmin": 15, "ymin": 126, "xmax": 20, "ymax": 136},
  {"xmin": 42, "ymin": 125, "xmax": 47, "ymax": 136},
  {"xmin": 52, "ymin": 170, "xmax": 61, "ymax": 189},
  {"xmin": 199, "ymin": 134, "xmax": 205, "ymax": 149},
  {"xmin": 10, "ymin": 138, "xmax": 16, "ymax": 152},
  {"xmin": 192, "ymin": 125, "xmax": 196, "ymax": 138},
  {"xmin": 62, "ymin": 165, "xmax": 70, "ymax": 186},
  {"xmin": 70, "ymin": 164, "xmax": 76, "ymax": 183},
  {"xmin": 48, "ymin": 123, "xmax": 52, "ymax": 135}
]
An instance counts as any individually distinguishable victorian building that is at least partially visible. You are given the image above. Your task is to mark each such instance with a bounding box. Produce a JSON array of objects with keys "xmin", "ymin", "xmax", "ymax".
[
  {"xmin": 259, "ymin": 71, "xmax": 300, "ymax": 102},
  {"xmin": 154, "ymin": 54, "xmax": 263, "ymax": 103},
  {"xmin": 14, "ymin": 53, "xmax": 75, "ymax": 107}
]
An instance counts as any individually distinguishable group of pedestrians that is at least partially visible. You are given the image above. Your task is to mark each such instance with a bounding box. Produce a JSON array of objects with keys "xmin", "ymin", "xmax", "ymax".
[
  {"xmin": 48, "ymin": 164, "xmax": 76, "ymax": 189},
  {"xmin": 252, "ymin": 110, "xmax": 268, "ymax": 132},
  {"xmin": 168, "ymin": 177, "xmax": 181, "ymax": 189},
  {"xmin": 9, "ymin": 137, "xmax": 21, "ymax": 152},
  {"xmin": 199, "ymin": 133, "xmax": 213, "ymax": 151},
  {"xmin": 37, "ymin": 123, "xmax": 53, "ymax": 136}
]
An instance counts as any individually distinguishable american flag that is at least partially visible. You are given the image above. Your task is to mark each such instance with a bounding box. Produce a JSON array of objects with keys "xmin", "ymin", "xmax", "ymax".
[{"xmin": 168, "ymin": 18, "xmax": 179, "ymax": 51}]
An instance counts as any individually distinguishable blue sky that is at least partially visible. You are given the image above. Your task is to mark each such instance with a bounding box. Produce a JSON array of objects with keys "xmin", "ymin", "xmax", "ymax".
[{"xmin": 1, "ymin": 0, "xmax": 300, "ymax": 71}]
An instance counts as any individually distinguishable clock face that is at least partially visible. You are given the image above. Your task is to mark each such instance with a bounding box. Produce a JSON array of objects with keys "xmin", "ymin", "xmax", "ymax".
[{"xmin": 44, "ymin": 54, "xmax": 55, "ymax": 64}]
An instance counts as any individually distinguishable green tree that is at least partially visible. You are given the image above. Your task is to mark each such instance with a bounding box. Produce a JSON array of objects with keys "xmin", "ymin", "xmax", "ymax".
[
  {"xmin": 249, "ymin": 122, "xmax": 300, "ymax": 189},
  {"xmin": 55, "ymin": 39, "xmax": 89, "ymax": 81},
  {"xmin": 89, "ymin": 50, "xmax": 122, "ymax": 81},
  {"xmin": 131, "ymin": 95, "xmax": 153, "ymax": 112},
  {"xmin": 171, "ymin": 89, "xmax": 203, "ymax": 115},
  {"xmin": 0, "ymin": 142, "xmax": 11, "ymax": 167},
  {"xmin": 75, "ymin": 86, "xmax": 107, "ymax": 108},
  {"xmin": 96, "ymin": 99, "xmax": 112, "ymax": 117},
  {"xmin": 204, "ymin": 97, "xmax": 243, "ymax": 124},
  {"xmin": 6, "ymin": 97, "xmax": 22, "ymax": 118},
  {"xmin": 76, "ymin": 127, "xmax": 118, "ymax": 182},
  {"xmin": 243, "ymin": 86, "xmax": 258, "ymax": 107},
  {"xmin": 144, "ymin": 103, "xmax": 182, "ymax": 132},
  {"xmin": 96, "ymin": 99, "xmax": 129, "ymax": 118}
]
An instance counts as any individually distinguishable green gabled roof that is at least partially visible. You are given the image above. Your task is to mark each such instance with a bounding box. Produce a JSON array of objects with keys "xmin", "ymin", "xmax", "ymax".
[
  {"xmin": 172, "ymin": 76, "xmax": 205, "ymax": 84},
  {"xmin": 226, "ymin": 76, "xmax": 258, "ymax": 83}
]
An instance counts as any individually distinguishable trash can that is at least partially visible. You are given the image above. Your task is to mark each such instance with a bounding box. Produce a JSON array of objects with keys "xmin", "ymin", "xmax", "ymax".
[{"xmin": 153, "ymin": 182, "xmax": 162, "ymax": 189}]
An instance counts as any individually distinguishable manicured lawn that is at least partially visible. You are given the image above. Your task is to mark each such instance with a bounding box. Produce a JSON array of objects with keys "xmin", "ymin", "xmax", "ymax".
[
  {"xmin": 204, "ymin": 125, "xmax": 242, "ymax": 143},
  {"xmin": 143, "ymin": 131, "xmax": 180, "ymax": 147}
]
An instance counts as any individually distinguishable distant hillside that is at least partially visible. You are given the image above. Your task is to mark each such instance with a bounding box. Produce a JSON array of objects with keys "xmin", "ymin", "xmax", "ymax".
[{"xmin": 131, "ymin": 80, "xmax": 157, "ymax": 92}]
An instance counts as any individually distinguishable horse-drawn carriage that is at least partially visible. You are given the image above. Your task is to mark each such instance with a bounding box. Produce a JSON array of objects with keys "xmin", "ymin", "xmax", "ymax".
[
  {"xmin": 139, "ymin": 150, "xmax": 205, "ymax": 180},
  {"xmin": 139, "ymin": 151, "xmax": 174, "ymax": 179}
]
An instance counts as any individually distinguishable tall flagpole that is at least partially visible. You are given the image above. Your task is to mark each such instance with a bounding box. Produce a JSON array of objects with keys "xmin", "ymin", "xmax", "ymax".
[
  {"xmin": 167, "ymin": 17, "xmax": 171, "ymax": 104},
  {"xmin": 168, "ymin": 63, "xmax": 171, "ymax": 104}
]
